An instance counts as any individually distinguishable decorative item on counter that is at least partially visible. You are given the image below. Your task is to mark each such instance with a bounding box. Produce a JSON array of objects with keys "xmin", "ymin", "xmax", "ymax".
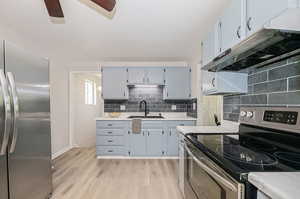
[{"xmin": 109, "ymin": 112, "xmax": 121, "ymax": 118}]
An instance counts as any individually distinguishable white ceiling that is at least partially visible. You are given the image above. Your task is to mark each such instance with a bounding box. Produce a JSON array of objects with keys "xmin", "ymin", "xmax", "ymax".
[{"xmin": 0, "ymin": 0, "xmax": 229, "ymax": 62}]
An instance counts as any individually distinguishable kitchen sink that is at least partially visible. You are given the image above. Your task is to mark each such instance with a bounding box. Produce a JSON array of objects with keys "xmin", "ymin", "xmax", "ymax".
[{"xmin": 127, "ymin": 115, "xmax": 164, "ymax": 119}]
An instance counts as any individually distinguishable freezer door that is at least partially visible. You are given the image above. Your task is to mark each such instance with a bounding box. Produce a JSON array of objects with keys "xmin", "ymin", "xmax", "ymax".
[
  {"xmin": 0, "ymin": 40, "xmax": 9, "ymax": 199},
  {"xmin": 4, "ymin": 41, "xmax": 52, "ymax": 199}
]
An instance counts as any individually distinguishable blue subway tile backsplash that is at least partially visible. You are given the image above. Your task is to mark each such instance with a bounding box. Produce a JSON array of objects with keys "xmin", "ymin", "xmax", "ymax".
[
  {"xmin": 104, "ymin": 86, "xmax": 197, "ymax": 118},
  {"xmin": 223, "ymin": 54, "xmax": 300, "ymax": 122}
]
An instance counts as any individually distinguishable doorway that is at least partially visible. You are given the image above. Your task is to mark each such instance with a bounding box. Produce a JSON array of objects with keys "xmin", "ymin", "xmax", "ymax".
[{"xmin": 70, "ymin": 72, "xmax": 103, "ymax": 148}]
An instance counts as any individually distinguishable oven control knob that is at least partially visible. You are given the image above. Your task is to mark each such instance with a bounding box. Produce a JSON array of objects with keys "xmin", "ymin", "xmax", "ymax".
[
  {"xmin": 247, "ymin": 111, "xmax": 254, "ymax": 118},
  {"xmin": 240, "ymin": 111, "xmax": 247, "ymax": 117}
]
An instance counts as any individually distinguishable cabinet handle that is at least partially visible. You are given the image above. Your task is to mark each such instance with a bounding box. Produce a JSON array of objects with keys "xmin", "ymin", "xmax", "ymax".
[
  {"xmin": 143, "ymin": 131, "xmax": 145, "ymax": 136},
  {"xmin": 247, "ymin": 17, "xmax": 252, "ymax": 31},
  {"xmin": 108, "ymin": 150, "xmax": 114, "ymax": 153},
  {"xmin": 128, "ymin": 131, "xmax": 130, "ymax": 134},
  {"xmin": 162, "ymin": 131, "xmax": 164, "ymax": 135},
  {"xmin": 148, "ymin": 131, "xmax": 150, "ymax": 136},
  {"xmin": 169, "ymin": 131, "xmax": 171, "ymax": 136},
  {"xmin": 236, "ymin": 25, "xmax": 241, "ymax": 39},
  {"xmin": 107, "ymin": 131, "xmax": 113, "ymax": 134},
  {"xmin": 124, "ymin": 91, "xmax": 126, "ymax": 96},
  {"xmin": 212, "ymin": 78, "xmax": 216, "ymax": 87},
  {"xmin": 108, "ymin": 124, "xmax": 113, "ymax": 126},
  {"xmin": 108, "ymin": 140, "xmax": 113, "ymax": 143}
]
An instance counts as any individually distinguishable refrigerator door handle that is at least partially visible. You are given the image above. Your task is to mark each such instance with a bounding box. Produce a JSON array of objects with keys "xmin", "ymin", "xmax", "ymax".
[
  {"xmin": 7, "ymin": 72, "xmax": 19, "ymax": 154},
  {"xmin": 0, "ymin": 69, "xmax": 12, "ymax": 155}
]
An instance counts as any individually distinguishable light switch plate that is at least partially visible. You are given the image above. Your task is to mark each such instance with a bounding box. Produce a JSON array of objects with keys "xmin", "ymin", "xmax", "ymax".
[
  {"xmin": 171, "ymin": 105, "xmax": 177, "ymax": 110},
  {"xmin": 120, "ymin": 105, "xmax": 126, "ymax": 111}
]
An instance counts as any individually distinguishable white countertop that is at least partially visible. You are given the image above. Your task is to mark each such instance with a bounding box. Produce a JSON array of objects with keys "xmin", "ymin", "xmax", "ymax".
[
  {"xmin": 248, "ymin": 172, "xmax": 300, "ymax": 199},
  {"xmin": 176, "ymin": 125, "xmax": 239, "ymax": 135},
  {"xmin": 95, "ymin": 117, "xmax": 197, "ymax": 121}
]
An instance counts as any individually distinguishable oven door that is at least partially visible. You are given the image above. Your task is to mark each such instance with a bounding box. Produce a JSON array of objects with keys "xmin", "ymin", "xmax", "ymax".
[{"xmin": 184, "ymin": 140, "xmax": 245, "ymax": 199}]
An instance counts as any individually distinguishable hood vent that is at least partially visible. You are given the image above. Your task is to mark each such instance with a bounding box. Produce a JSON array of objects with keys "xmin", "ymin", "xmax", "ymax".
[{"xmin": 203, "ymin": 8, "xmax": 300, "ymax": 72}]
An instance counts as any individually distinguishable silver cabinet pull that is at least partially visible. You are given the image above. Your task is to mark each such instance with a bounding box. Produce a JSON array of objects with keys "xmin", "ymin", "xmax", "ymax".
[
  {"xmin": 247, "ymin": 17, "xmax": 252, "ymax": 31},
  {"xmin": 185, "ymin": 145, "xmax": 238, "ymax": 192},
  {"xmin": 0, "ymin": 70, "xmax": 12, "ymax": 155},
  {"xmin": 108, "ymin": 140, "xmax": 113, "ymax": 143},
  {"xmin": 7, "ymin": 72, "xmax": 19, "ymax": 154},
  {"xmin": 237, "ymin": 25, "xmax": 241, "ymax": 39}
]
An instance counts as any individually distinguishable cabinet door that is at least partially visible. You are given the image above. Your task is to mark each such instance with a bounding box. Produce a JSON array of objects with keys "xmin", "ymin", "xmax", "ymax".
[
  {"xmin": 146, "ymin": 129, "xmax": 165, "ymax": 156},
  {"xmin": 202, "ymin": 71, "xmax": 217, "ymax": 94},
  {"xmin": 145, "ymin": 67, "xmax": 164, "ymax": 85},
  {"xmin": 167, "ymin": 128, "xmax": 179, "ymax": 156},
  {"xmin": 220, "ymin": 0, "xmax": 245, "ymax": 52},
  {"xmin": 202, "ymin": 23, "xmax": 220, "ymax": 66},
  {"xmin": 130, "ymin": 132, "xmax": 146, "ymax": 156},
  {"xmin": 127, "ymin": 67, "xmax": 146, "ymax": 84},
  {"xmin": 102, "ymin": 67, "xmax": 128, "ymax": 99},
  {"xmin": 164, "ymin": 67, "xmax": 191, "ymax": 100},
  {"xmin": 246, "ymin": 0, "xmax": 290, "ymax": 36}
]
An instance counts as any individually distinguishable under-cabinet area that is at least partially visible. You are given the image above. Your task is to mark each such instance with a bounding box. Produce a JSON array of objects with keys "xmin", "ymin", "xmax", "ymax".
[{"xmin": 96, "ymin": 119, "xmax": 196, "ymax": 157}]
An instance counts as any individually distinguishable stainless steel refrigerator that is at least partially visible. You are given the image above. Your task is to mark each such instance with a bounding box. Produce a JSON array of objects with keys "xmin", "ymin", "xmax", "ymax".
[{"xmin": 0, "ymin": 40, "xmax": 52, "ymax": 199}]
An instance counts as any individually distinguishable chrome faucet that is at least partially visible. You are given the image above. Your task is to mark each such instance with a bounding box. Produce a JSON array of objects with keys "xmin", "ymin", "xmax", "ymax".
[{"xmin": 139, "ymin": 100, "xmax": 149, "ymax": 117}]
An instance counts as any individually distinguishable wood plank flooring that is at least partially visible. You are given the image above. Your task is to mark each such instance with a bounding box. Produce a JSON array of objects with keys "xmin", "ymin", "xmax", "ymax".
[{"xmin": 51, "ymin": 147, "xmax": 183, "ymax": 199}]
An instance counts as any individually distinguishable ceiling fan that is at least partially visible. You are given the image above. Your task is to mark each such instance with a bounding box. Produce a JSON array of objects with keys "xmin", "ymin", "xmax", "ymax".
[{"xmin": 44, "ymin": 0, "xmax": 116, "ymax": 18}]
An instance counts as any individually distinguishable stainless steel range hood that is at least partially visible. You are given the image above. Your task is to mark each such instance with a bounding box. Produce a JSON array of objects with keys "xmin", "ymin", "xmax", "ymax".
[{"xmin": 203, "ymin": 9, "xmax": 300, "ymax": 72}]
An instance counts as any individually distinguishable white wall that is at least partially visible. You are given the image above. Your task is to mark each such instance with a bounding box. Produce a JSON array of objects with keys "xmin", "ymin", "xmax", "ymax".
[{"xmin": 71, "ymin": 73, "xmax": 102, "ymax": 148}]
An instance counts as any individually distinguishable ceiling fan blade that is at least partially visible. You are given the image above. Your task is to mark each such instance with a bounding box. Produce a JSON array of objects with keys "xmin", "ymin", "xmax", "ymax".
[
  {"xmin": 44, "ymin": 0, "xmax": 64, "ymax": 18},
  {"xmin": 90, "ymin": 0, "xmax": 116, "ymax": 12}
]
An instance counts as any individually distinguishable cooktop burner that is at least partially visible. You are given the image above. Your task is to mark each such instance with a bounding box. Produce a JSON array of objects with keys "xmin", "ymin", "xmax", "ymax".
[{"xmin": 222, "ymin": 145, "xmax": 278, "ymax": 167}]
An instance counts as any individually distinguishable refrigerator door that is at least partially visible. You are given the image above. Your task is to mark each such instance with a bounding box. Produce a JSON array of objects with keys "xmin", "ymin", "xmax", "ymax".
[
  {"xmin": 4, "ymin": 41, "xmax": 52, "ymax": 199},
  {"xmin": 0, "ymin": 40, "xmax": 9, "ymax": 199}
]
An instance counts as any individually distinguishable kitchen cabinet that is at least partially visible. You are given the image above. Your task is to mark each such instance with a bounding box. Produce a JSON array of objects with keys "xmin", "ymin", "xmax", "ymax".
[
  {"xmin": 146, "ymin": 129, "xmax": 166, "ymax": 156},
  {"xmin": 96, "ymin": 120, "xmax": 130, "ymax": 156},
  {"xmin": 130, "ymin": 133, "xmax": 147, "ymax": 156},
  {"xmin": 167, "ymin": 128, "xmax": 179, "ymax": 156},
  {"xmin": 127, "ymin": 67, "xmax": 164, "ymax": 85},
  {"xmin": 220, "ymin": 0, "xmax": 246, "ymax": 52},
  {"xmin": 202, "ymin": 71, "xmax": 248, "ymax": 95},
  {"xmin": 202, "ymin": 23, "xmax": 220, "ymax": 66},
  {"xmin": 164, "ymin": 67, "xmax": 191, "ymax": 100},
  {"xmin": 246, "ymin": 0, "xmax": 293, "ymax": 36},
  {"xmin": 101, "ymin": 67, "xmax": 128, "ymax": 100},
  {"xmin": 178, "ymin": 133, "xmax": 185, "ymax": 195}
]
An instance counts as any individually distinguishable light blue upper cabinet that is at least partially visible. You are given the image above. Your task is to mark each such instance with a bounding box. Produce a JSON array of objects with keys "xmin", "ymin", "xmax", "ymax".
[
  {"xmin": 246, "ymin": 0, "xmax": 293, "ymax": 36},
  {"xmin": 220, "ymin": 0, "xmax": 246, "ymax": 53},
  {"xmin": 102, "ymin": 67, "xmax": 128, "ymax": 99},
  {"xmin": 164, "ymin": 67, "xmax": 191, "ymax": 100},
  {"xmin": 145, "ymin": 67, "xmax": 165, "ymax": 85},
  {"xmin": 127, "ymin": 67, "xmax": 145, "ymax": 84},
  {"xmin": 202, "ymin": 23, "xmax": 220, "ymax": 66},
  {"xmin": 127, "ymin": 67, "xmax": 164, "ymax": 85},
  {"xmin": 146, "ymin": 129, "xmax": 165, "ymax": 156}
]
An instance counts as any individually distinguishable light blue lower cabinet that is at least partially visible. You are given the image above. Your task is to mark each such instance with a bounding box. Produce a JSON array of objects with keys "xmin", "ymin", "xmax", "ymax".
[
  {"xmin": 129, "ymin": 132, "xmax": 147, "ymax": 156},
  {"xmin": 146, "ymin": 129, "xmax": 166, "ymax": 156},
  {"xmin": 166, "ymin": 128, "xmax": 179, "ymax": 156},
  {"xmin": 96, "ymin": 146, "xmax": 128, "ymax": 156}
]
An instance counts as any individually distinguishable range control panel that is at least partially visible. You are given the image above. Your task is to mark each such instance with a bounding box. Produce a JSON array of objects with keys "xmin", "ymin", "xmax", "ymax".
[{"xmin": 263, "ymin": 111, "xmax": 298, "ymax": 125}]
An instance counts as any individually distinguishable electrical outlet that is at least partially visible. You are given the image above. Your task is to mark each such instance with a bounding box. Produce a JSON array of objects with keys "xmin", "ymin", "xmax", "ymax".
[
  {"xmin": 193, "ymin": 103, "xmax": 196, "ymax": 110},
  {"xmin": 171, "ymin": 105, "xmax": 177, "ymax": 110},
  {"xmin": 120, "ymin": 105, "xmax": 126, "ymax": 111}
]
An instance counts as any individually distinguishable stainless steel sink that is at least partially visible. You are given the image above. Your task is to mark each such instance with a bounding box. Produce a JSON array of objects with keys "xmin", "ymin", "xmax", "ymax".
[{"xmin": 128, "ymin": 115, "xmax": 164, "ymax": 119}]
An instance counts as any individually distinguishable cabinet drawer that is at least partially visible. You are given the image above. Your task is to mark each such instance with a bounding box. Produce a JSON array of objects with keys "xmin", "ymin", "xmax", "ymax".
[
  {"xmin": 96, "ymin": 146, "xmax": 128, "ymax": 156},
  {"xmin": 96, "ymin": 121, "xmax": 129, "ymax": 129},
  {"xmin": 96, "ymin": 136, "xmax": 124, "ymax": 146},
  {"xmin": 96, "ymin": 129, "xmax": 125, "ymax": 136},
  {"xmin": 142, "ymin": 121, "xmax": 164, "ymax": 129},
  {"xmin": 167, "ymin": 121, "xmax": 196, "ymax": 128}
]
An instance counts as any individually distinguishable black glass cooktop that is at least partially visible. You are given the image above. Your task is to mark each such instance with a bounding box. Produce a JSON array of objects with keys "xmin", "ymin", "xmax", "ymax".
[{"xmin": 185, "ymin": 124, "xmax": 300, "ymax": 181}]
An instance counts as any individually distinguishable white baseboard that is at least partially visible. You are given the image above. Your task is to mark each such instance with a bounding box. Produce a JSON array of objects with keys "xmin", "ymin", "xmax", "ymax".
[
  {"xmin": 52, "ymin": 146, "xmax": 73, "ymax": 160},
  {"xmin": 97, "ymin": 156, "xmax": 179, "ymax": 159}
]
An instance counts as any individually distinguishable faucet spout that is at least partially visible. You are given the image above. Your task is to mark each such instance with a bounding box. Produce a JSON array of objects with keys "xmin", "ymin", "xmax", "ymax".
[{"xmin": 139, "ymin": 100, "xmax": 149, "ymax": 117}]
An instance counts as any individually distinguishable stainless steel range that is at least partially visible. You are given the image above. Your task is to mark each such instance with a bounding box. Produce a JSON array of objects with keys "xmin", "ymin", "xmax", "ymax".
[{"xmin": 183, "ymin": 107, "xmax": 300, "ymax": 199}]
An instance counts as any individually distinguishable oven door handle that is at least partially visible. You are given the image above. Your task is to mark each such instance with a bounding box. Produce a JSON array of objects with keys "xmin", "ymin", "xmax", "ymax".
[{"xmin": 185, "ymin": 145, "xmax": 238, "ymax": 192}]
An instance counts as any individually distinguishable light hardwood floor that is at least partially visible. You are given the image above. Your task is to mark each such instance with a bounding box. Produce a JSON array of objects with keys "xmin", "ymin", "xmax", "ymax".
[{"xmin": 51, "ymin": 147, "xmax": 183, "ymax": 199}]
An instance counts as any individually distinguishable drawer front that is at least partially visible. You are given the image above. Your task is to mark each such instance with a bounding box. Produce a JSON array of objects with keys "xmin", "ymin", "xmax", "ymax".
[
  {"xmin": 142, "ymin": 121, "xmax": 164, "ymax": 129},
  {"xmin": 96, "ymin": 121, "xmax": 130, "ymax": 129},
  {"xmin": 167, "ymin": 120, "xmax": 196, "ymax": 128},
  {"xmin": 96, "ymin": 129, "xmax": 125, "ymax": 136},
  {"xmin": 96, "ymin": 146, "xmax": 128, "ymax": 156},
  {"xmin": 96, "ymin": 136, "xmax": 124, "ymax": 146}
]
